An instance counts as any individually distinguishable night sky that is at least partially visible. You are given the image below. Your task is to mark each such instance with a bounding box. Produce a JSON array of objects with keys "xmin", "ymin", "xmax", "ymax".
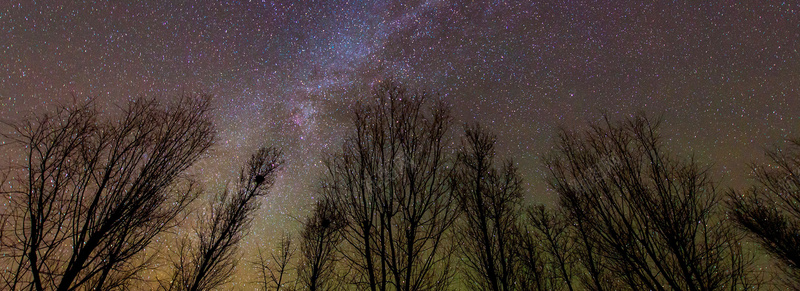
[{"xmin": 2, "ymin": 0, "xmax": 799, "ymax": 287}]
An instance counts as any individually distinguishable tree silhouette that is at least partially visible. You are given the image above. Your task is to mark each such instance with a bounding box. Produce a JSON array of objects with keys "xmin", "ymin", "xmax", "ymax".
[
  {"xmin": 163, "ymin": 147, "xmax": 283, "ymax": 291},
  {"xmin": 253, "ymin": 233, "xmax": 296, "ymax": 291},
  {"xmin": 545, "ymin": 115, "xmax": 755, "ymax": 291},
  {"xmin": 452, "ymin": 123, "xmax": 522, "ymax": 291},
  {"xmin": 515, "ymin": 205, "xmax": 576, "ymax": 291},
  {"xmin": 730, "ymin": 138, "xmax": 800, "ymax": 288},
  {"xmin": 298, "ymin": 198, "xmax": 346, "ymax": 291},
  {"xmin": 0, "ymin": 94, "xmax": 214, "ymax": 291},
  {"xmin": 321, "ymin": 80, "xmax": 457, "ymax": 291}
]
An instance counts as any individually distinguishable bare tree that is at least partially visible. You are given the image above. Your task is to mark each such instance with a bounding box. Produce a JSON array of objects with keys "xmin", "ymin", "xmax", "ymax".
[
  {"xmin": 730, "ymin": 138, "xmax": 800, "ymax": 288},
  {"xmin": 516, "ymin": 205, "xmax": 576, "ymax": 291},
  {"xmin": 164, "ymin": 147, "xmax": 283, "ymax": 291},
  {"xmin": 253, "ymin": 233, "xmax": 296, "ymax": 291},
  {"xmin": 545, "ymin": 115, "xmax": 755, "ymax": 291},
  {"xmin": 298, "ymin": 198, "xmax": 345, "ymax": 291},
  {"xmin": 321, "ymin": 80, "xmax": 458, "ymax": 291},
  {"xmin": 0, "ymin": 94, "xmax": 214, "ymax": 291},
  {"xmin": 452, "ymin": 123, "xmax": 522, "ymax": 291}
]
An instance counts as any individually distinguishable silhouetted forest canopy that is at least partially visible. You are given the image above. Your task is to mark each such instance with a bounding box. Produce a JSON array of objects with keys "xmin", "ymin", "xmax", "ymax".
[{"xmin": 3, "ymin": 81, "xmax": 799, "ymax": 290}]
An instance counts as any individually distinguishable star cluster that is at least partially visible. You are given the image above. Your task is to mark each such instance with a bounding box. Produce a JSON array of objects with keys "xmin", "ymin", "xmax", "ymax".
[{"xmin": 1, "ymin": 0, "xmax": 799, "ymax": 288}]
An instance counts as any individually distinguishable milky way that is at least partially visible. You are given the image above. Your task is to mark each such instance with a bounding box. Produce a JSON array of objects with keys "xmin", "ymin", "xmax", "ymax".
[{"xmin": 2, "ymin": 0, "xmax": 799, "ymax": 287}]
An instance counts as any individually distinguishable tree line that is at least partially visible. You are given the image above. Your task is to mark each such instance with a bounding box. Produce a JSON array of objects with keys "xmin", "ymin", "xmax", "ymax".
[{"xmin": 0, "ymin": 82, "xmax": 798, "ymax": 290}]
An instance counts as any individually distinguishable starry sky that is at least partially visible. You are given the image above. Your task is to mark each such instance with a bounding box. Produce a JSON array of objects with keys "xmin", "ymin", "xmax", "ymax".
[{"xmin": 1, "ymin": 0, "xmax": 799, "ymax": 287}]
